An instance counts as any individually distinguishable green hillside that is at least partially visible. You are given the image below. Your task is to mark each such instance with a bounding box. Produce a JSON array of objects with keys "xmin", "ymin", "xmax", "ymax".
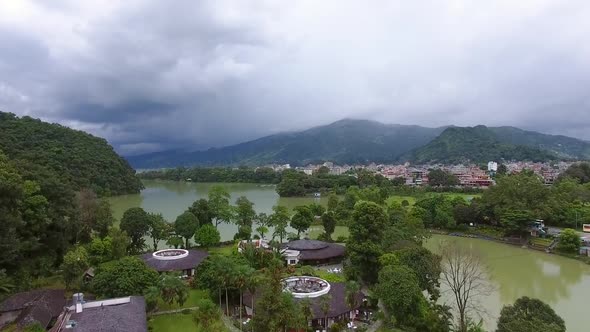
[
  {"xmin": 128, "ymin": 119, "xmax": 447, "ymax": 168},
  {"xmin": 0, "ymin": 112, "xmax": 142, "ymax": 195},
  {"xmin": 404, "ymin": 126, "xmax": 559, "ymax": 163}
]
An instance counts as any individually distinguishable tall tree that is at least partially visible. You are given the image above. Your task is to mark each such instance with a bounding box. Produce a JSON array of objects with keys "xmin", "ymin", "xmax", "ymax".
[
  {"xmin": 95, "ymin": 199, "xmax": 115, "ymax": 238},
  {"xmin": 496, "ymin": 297, "xmax": 565, "ymax": 332},
  {"xmin": 175, "ymin": 211, "xmax": 199, "ymax": 248},
  {"xmin": 91, "ymin": 257, "xmax": 159, "ymax": 298},
  {"xmin": 158, "ymin": 274, "xmax": 189, "ymax": 307},
  {"xmin": 428, "ymin": 169, "xmax": 460, "ymax": 187},
  {"xmin": 109, "ymin": 227, "xmax": 130, "ymax": 259},
  {"xmin": 120, "ymin": 207, "xmax": 150, "ymax": 254},
  {"xmin": 440, "ymin": 243, "xmax": 492, "ymax": 332},
  {"xmin": 319, "ymin": 294, "xmax": 332, "ymax": 329},
  {"xmin": 235, "ymin": 196, "xmax": 256, "ymax": 240},
  {"xmin": 195, "ymin": 224, "xmax": 220, "ymax": 249},
  {"xmin": 148, "ymin": 213, "xmax": 170, "ymax": 251},
  {"xmin": 208, "ymin": 185, "xmax": 233, "ymax": 228},
  {"xmin": 321, "ymin": 211, "xmax": 337, "ymax": 240},
  {"xmin": 347, "ymin": 201, "xmax": 388, "ymax": 284},
  {"xmin": 290, "ymin": 206, "xmax": 314, "ymax": 238},
  {"xmin": 327, "ymin": 194, "xmax": 339, "ymax": 211},
  {"xmin": 345, "ymin": 280, "xmax": 360, "ymax": 319},
  {"xmin": 75, "ymin": 188, "xmax": 99, "ymax": 243},
  {"xmin": 61, "ymin": 246, "xmax": 89, "ymax": 290},
  {"xmin": 269, "ymin": 205, "xmax": 290, "ymax": 243},
  {"xmin": 188, "ymin": 198, "xmax": 213, "ymax": 226},
  {"xmin": 377, "ymin": 265, "xmax": 426, "ymax": 327}
]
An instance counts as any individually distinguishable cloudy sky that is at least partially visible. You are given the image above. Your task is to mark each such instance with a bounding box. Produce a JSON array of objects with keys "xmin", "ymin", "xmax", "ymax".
[{"xmin": 1, "ymin": 0, "xmax": 590, "ymax": 155}]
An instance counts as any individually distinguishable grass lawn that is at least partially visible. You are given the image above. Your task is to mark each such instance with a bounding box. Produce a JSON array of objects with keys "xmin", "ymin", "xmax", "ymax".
[
  {"xmin": 156, "ymin": 289, "xmax": 210, "ymax": 311},
  {"xmin": 530, "ymin": 237, "xmax": 553, "ymax": 247},
  {"xmin": 386, "ymin": 195, "xmax": 416, "ymax": 206},
  {"xmin": 149, "ymin": 313, "xmax": 201, "ymax": 332},
  {"xmin": 208, "ymin": 243, "xmax": 237, "ymax": 256},
  {"xmin": 437, "ymin": 192, "xmax": 481, "ymax": 201},
  {"xmin": 308, "ymin": 225, "xmax": 349, "ymax": 240}
]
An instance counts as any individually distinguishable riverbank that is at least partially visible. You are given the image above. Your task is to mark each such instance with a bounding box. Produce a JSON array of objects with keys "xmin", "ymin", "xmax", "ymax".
[{"xmin": 429, "ymin": 228, "xmax": 590, "ymax": 265}]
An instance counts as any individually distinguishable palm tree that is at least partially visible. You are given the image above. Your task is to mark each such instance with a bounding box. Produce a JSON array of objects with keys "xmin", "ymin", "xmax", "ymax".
[
  {"xmin": 319, "ymin": 294, "xmax": 332, "ymax": 330},
  {"xmin": 300, "ymin": 298, "xmax": 313, "ymax": 329},
  {"xmin": 345, "ymin": 280, "xmax": 360, "ymax": 321},
  {"xmin": 255, "ymin": 225, "xmax": 268, "ymax": 239},
  {"xmin": 246, "ymin": 271, "xmax": 262, "ymax": 332},
  {"xmin": 221, "ymin": 259, "xmax": 236, "ymax": 316},
  {"xmin": 234, "ymin": 265, "xmax": 254, "ymax": 331}
]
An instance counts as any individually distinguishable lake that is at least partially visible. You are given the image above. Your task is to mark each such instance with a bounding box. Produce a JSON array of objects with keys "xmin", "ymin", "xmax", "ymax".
[
  {"xmin": 426, "ymin": 234, "xmax": 590, "ymax": 331},
  {"xmin": 108, "ymin": 180, "xmax": 328, "ymax": 241},
  {"xmin": 110, "ymin": 180, "xmax": 590, "ymax": 331}
]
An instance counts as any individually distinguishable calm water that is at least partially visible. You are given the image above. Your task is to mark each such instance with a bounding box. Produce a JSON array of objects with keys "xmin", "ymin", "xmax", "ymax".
[
  {"xmin": 108, "ymin": 180, "xmax": 327, "ymax": 241},
  {"xmin": 110, "ymin": 181, "xmax": 590, "ymax": 331},
  {"xmin": 426, "ymin": 235, "xmax": 590, "ymax": 332}
]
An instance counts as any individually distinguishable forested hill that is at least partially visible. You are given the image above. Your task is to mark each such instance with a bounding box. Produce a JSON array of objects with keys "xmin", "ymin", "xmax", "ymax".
[
  {"xmin": 403, "ymin": 126, "xmax": 574, "ymax": 164},
  {"xmin": 128, "ymin": 119, "xmax": 447, "ymax": 168},
  {"xmin": 0, "ymin": 112, "xmax": 142, "ymax": 195}
]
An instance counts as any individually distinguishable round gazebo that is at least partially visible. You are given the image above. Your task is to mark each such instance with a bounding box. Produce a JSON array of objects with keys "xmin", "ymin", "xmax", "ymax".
[
  {"xmin": 283, "ymin": 239, "xmax": 345, "ymax": 265},
  {"xmin": 140, "ymin": 249, "xmax": 208, "ymax": 277}
]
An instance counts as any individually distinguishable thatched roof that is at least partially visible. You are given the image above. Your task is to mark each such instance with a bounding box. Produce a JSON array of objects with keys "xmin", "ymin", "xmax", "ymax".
[
  {"xmin": 283, "ymin": 240, "xmax": 345, "ymax": 261},
  {"xmin": 243, "ymin": 282, "xmax": 364, "ymax": 319},
  {"xmin": 140, "ymin": 249, "xmax": 209, "ymax": 272},
  {"xmin": 0, "ymin": 289, "xmax": 66, "ymax": 329}
]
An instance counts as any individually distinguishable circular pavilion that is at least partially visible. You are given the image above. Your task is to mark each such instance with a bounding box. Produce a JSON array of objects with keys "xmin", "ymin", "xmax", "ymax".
[
  {"xmin": 282, "ymin": 276, "xmax": 331, "ymax": 298},
  {"xmin": 283, "ymin": 239, "xmax": 345, "ymax": 265},
  {"xmin": 140, "ymin": 249, "xmax": 208, "ymax": 277}
]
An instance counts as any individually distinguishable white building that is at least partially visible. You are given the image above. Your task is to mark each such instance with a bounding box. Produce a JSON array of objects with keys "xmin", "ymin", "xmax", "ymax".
[{"xmin": 487, "ymin": 161, "xmax": 498, "ymax": 172}]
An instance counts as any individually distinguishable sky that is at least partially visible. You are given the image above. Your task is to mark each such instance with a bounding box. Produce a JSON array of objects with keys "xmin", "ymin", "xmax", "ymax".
[{"xmin": 1, "ymin": 0, "xmax": 590, "ymax": 155}]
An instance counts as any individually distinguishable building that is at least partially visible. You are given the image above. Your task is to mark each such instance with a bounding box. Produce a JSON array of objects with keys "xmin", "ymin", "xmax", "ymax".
[
  {"xmin": 50, "ymin": 294, "xmax": 147, "ymax": 332},
  {"xmin": 487, "ymin": 161, "xmax": 498, "ymax": 172},
  {"xmin": 282, "ymin": 239, "xmax": 346, "ymax": 265},
  {"xmin": 140, "ymin": 248, "xmax": 209, "ymax": 277},
  {"xmin": 0, "ymin": 289, "xmax": 66, "ymax": 331},
  {"xmin": 243, "ymin": 276, "xmax": 365, "ymax": 329}
]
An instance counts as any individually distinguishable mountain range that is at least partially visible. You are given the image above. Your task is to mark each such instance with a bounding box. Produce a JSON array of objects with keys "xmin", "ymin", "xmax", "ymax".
[{"xmin": 127, "ymin": 119, "xmax": 590, "ymax": 168}]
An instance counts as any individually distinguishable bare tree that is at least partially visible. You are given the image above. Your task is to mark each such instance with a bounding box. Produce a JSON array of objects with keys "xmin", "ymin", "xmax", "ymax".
[{"xmin": 440, "ymin": 242, "xmax": 493, "ymax": 332}]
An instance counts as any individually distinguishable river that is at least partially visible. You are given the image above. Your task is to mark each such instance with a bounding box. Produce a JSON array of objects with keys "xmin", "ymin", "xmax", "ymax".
[{"xmin": 110, "ymin": 180, "xmax": 590, "ymax": 331}]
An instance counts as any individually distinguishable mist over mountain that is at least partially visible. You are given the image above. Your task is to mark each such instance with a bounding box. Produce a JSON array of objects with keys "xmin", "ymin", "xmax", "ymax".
[{"xmin": 127, "ymin": 119, "xmax": 590, "ymax": 168}]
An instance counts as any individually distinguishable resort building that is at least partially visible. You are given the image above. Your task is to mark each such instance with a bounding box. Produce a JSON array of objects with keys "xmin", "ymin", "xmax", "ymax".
[
  {"xmin": 243, "ymin": 276, "xmax": 365, "ymax": 330},
  {"xmin": 0, "ymin": 289, "xmax": 66, "ymax": 331},
  {"xmin": 140, "ymin": 248, "xmax": 209, "ymax": 277},
  {"xmin": 50, "ymin": 294, "xmax": 147, "ymax": 332},
  {"xmin": 282, "ymin": 239, "xmax": 346, "ymax": 265}
]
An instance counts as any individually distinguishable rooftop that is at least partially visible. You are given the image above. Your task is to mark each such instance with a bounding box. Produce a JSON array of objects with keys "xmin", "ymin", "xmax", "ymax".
[
  {"xmin": 0, "ymin": 289, "xmax": 66, "ymax": 330},
  {"xmin": 140, "ymin": 249, "xmax": 209, "ymax": 272},
  {"xmin": 283, "ymin": 240, "xmax": 345, "ymax": 261}
]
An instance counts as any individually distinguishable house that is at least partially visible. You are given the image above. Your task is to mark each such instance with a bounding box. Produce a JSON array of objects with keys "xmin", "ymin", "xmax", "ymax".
[
  {"xmin": 243, "ymin": 276, "xmax": 365, "ymax": 330},
  {"xmin": 50, "ymin": 294, "xmax": 147, "ymax": 332},
  {"xmin": 0, "ymin": 289, "xmax": 66, "ymax": 331},
  {"xmin": 140, "ymin": 248, "xmax": 209, "ymax": 277},
  {"xmin": 282, "ymin": 240, "xmax": 345, "ymax": 265}
]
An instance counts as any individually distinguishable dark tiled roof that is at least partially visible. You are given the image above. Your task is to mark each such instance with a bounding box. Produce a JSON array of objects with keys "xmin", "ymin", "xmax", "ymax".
[
  {"xmin": 67, "ymin": 296, "xmax": 147, "ymax": 332},
  {"xmin": 287, "ymin": 240, "xmax": 329, "ymax": 250},
  {"xmin": 0, "ymin": 289, "xmax": 66, "ymax": 329},
  {"xmin": 282, "ymin": 240, "xmax": 346, "ymax": 261},
  {"xmin": 140, "ymin": 249, "xmax": 209, "ymax": 272},
  {"xmin": 244, "ymin": 282, "xmax": 364, "ymax": 319}
]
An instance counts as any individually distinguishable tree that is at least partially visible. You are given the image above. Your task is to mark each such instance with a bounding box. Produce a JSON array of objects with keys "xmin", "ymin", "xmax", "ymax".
[
  {"xmin": 189, "ymin": 198, "xmax": 213, "ymax": 226},
  {"xmin": 269, "ymin": 205, "xmax": 290, "ymax": 243},
  {"xmin": 91, "ymin": 257, "xmax": 159, "ymax": 298},
  {"xmin": 234, "ymin": 265, "xmax": 255, "ymax": 331},
  {"xmin": 166, "ymin": 236, "xmax": 184, "ymax": 249},
  {"xmin": 345, "ymin": 281, "xmax": 360, "ymax": 319},
  {"xmin": 88, "ymin": 236, "xmax": 113, "ymax": 265},
  {"xmin": 391, "ymin": 246, "xmax": 442, "ymax": 301},
  {"xmin": 120, "ymin": 207, "xmax": 150, "ymax": 254},
  {"xmin": 62, "ymin": 246, "xmax": 89, "ymax": 289},
  {"xmin": 251, "ymin": 260, "xmax": 292, "ymax": 331},
  {"xmin": 75, "ymin": 188, "xmax": 99, "ymax": 243},
  {"xmin": 428, "ymin": 169, "xmax": 460, "ymax": 187},
  {"xmin": 159, "ymin": 274, "xmax": 189, "ymax": 307},
  {"xmin": 290, "ymin": 206, "xmax": 314, "ymax": 238},
  {"xmin": 440, "ymin": 243, "xmax": 492, "ymax": 332},
  {"xmin": 208, "ymin": 185, "xmax": 233, "ymax": 228},
  {"xmin": 496, "ymin": 297, "xmax": 565, "ymax": 332},
  {"xmin": 193, "ymin": 298, "xmax": 223, "ymax": 331},
  {"xmin": 108, "ymin": 227, "xmax": 130, "ymax": 259},
  {"xmin": 319, "ymin": 294, "xmax": 332, "ymax": 329},
  {"xmin": 347, "ymin": 201, "xmax": 388, "ymax": 284},
  {"xmin": 309, "ymin": 202, "xmax": 326, "ymax": 217},
  {"xmin": 327, "ymin": 194, "xmax": 339, "ymax": 211},
  {"xmin": 236, "ymin": 196, "xmax": 256, "ymax": 233},
  {"xmin": 195, "ymin": 224, "xmax": 220, "ymax": 249},
  {"xmin": 0, "ymin": 269, "xmax": 15, "ymax": 295},
  {"xmin": 558, "ymin": 162, "xmax": 590, "ymax": 184},
  {"xmin": 95, "ymin": 199, "xmax": 115, "ymax": 238},
  {"xmin": 175, "ymin": 211, "xmax": 199, "ymax": 248},
  {"xmin": 499, "ymin": 209, "xmax": 534, "ymax": 236},
  {"xmin": 255, "ymin": 225, "xmax": 268, "ymax": 239},
  {"xmin": 377, "ymin": 265, "xmax": 425, "ymax": 327},
  {"xmin": 556, "ymin": 228, "xmax": 581, "ymax": 254},
  {"xmin": 148, "ymin": 213, "xmax": 170, "ymax": 251},
  {"xmin": 321, "ymin": 211, "xmax": 337, "ymax": 240}
]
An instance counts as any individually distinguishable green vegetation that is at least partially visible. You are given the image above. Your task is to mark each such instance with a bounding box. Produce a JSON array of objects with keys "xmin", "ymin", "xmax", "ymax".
[
  {"xmin": 0, "ymin": 112, "xmax": 142, "ymax": 195},
  {"xmin": 148, "ymin": 311, "xmax": 228, "ymax": 332},
  {"xmin": 496, "ymin": 297, "xmax": 566, "ymax": 332},
  {"xmin": 406, "ymin": 126, "xmax": 559, "ymax": 164}
]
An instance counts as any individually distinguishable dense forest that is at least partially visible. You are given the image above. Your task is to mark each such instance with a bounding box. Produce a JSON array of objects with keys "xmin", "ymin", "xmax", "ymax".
[{"xmin": 0, "ymin": 112, "xmax": 142, "ymax": 196}]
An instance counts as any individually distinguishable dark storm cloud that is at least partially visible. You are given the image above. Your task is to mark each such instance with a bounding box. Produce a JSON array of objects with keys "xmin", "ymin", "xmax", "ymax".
[{"xmin": 1, "ymin": 0, "xmax": 590, "ymax": 155}]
